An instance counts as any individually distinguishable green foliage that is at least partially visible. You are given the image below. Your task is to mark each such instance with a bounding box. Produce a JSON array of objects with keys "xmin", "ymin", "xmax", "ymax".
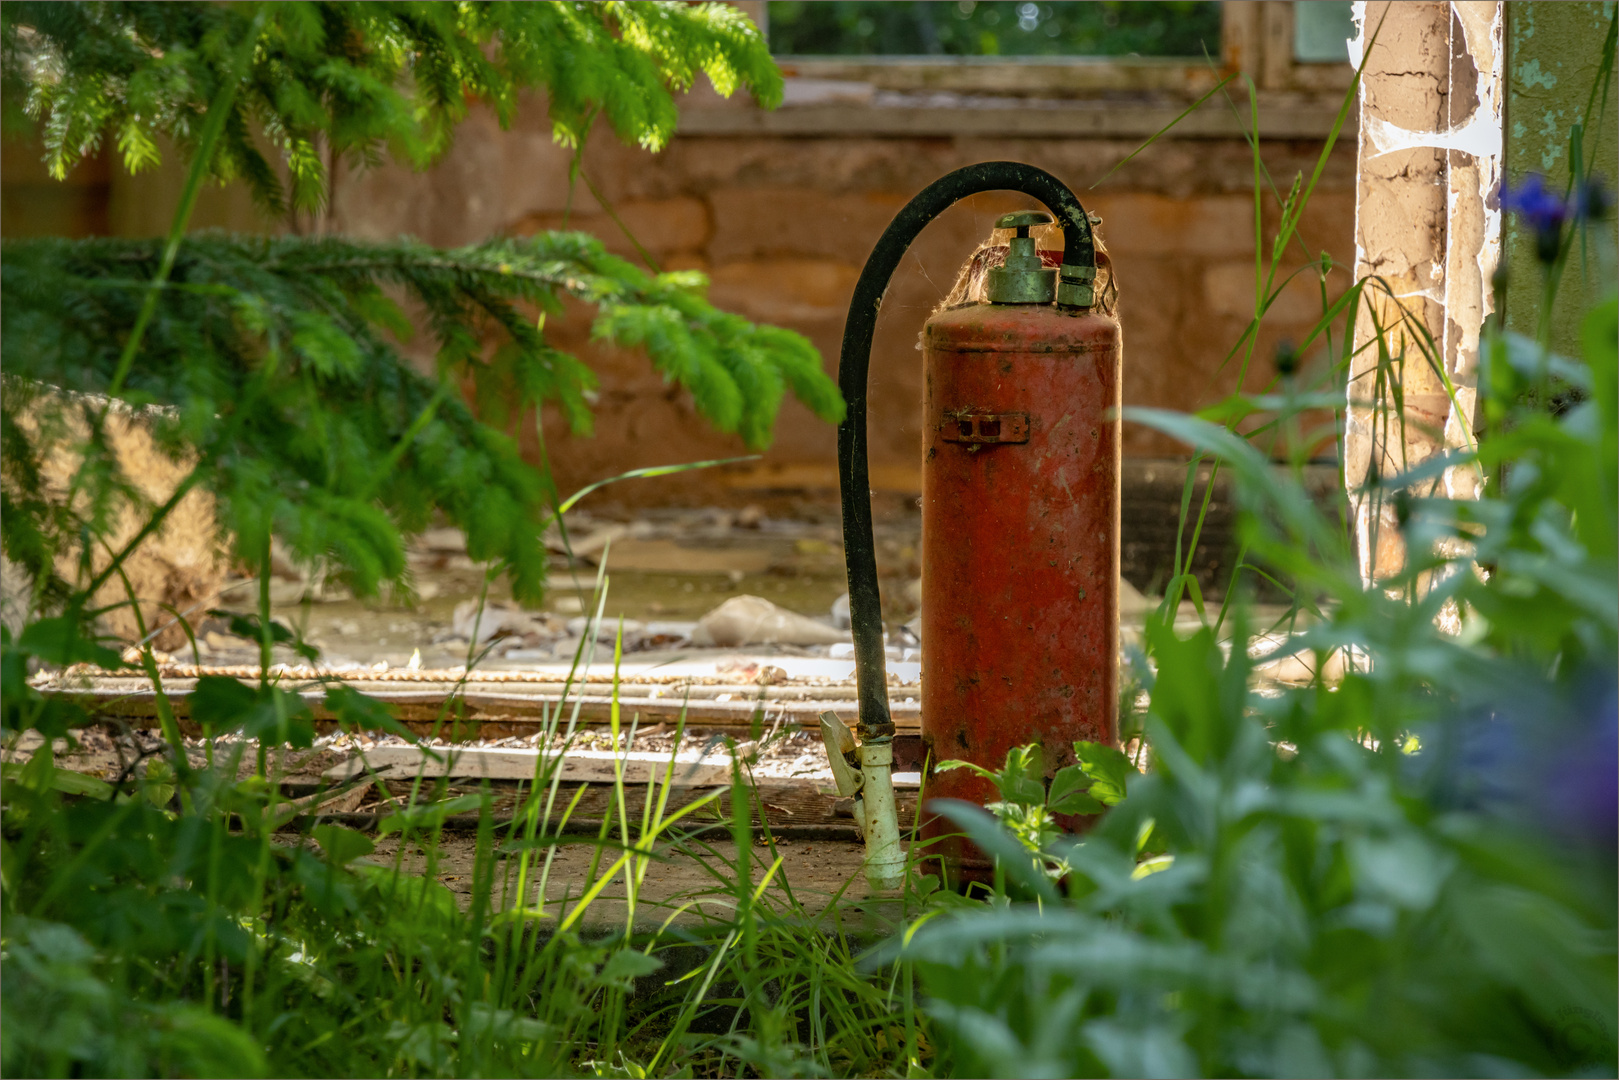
[
  {"xmin": 1, "ymin": 1, "xmax": 833, "ymax": 626},
  {"xmin": 937, "ymin": 741, "xmax": 1136, "ymax": 873},
  {"xmin": 2, "ymin": 1, "xmax": 783, "ymax": 212},
  {"xmin": 896, "ymin": 267, "xmax": 1618, "ymax": 1080},
  {"xmin": 893, "ymin": 34, "xmax": 1616, "ymax": 1076},
  {"xmin": 1, "ymin": 231, "xmax": 839, "ymax": 612},
  {"xmin": 0, "ymin": 633, "xmax": 921, "ymax": 1077},
  {"xmin": 4, "ymin": 917, "xmax": 269, "ymax": 1079}
]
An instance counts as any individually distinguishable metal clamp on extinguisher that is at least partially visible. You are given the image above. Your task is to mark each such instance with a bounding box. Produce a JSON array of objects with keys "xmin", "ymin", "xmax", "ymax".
[{"xmin": 825, "ymin": 162, "xmax": 1121, "ymax": 890}]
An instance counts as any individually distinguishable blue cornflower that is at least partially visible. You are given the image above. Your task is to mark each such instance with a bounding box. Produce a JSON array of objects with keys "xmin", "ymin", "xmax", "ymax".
[{"xmin": 1503, "ymin": 174, "xmax": 1569, "ymax": 263}]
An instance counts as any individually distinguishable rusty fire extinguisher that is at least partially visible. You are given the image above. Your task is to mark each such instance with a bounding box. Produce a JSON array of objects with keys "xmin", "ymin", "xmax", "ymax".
[{"xmin": 824, "ymin": 162, "xmax": 1120, "ymax": 888}]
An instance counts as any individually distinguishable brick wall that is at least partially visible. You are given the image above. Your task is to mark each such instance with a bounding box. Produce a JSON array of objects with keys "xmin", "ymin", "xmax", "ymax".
[
  {"xmin": 324, "ymin": 110, "xmax": 1356, "ymax": 505},
  {"xmin": 2, "ymin": 2, "xmax": 1360, "ymax": 511}
]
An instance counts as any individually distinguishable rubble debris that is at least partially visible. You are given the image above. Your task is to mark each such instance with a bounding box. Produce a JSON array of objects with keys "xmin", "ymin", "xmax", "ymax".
[
  {"xmin": 551, "ymin": 523, "xmax": 629, "ymax": 563},
  {"xmin": 415, "ymin": 527, "xmax": 468, "ymax": 553},
  {"xmin": 690, "ymin": 594, "xmax": 850, "ymax": 647},
  {"xmin": 447, "ymin": 600, "xmax": 562, "ymax": 646},
  {"xmin": 715, "ymin": 659, "xmax": 790, "ymax": 684}
]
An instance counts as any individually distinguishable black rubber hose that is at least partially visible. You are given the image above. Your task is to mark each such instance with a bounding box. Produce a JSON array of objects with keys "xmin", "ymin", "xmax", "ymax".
[{"xmin": 837, "ymin": 162, "xmax": 1096, "ymax": 741}]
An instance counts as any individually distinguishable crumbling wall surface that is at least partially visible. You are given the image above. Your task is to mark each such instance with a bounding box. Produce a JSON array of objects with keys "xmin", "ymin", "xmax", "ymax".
[
  {"xmin": 1347, "ymin": 1, "xmax": 1503, "ymax": 580},
  {"xmin": 3, "ymin": 6, "xmax": 1364, "ymax": 511},
  {"xmin": 331, "ymin": 113, "xmax": 1357, "ymax": 505},
  {"xmin": 1439, "ymin": 2, "xmax": 1505, "ymax": 502}
]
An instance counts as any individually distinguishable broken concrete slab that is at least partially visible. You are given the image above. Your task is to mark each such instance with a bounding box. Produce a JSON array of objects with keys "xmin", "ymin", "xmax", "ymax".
[{"xmin": 326, "ymin": 744, "xmax": 741, "ymax": 786}]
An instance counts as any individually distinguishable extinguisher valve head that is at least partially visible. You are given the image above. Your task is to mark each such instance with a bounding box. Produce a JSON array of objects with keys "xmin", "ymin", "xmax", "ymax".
[
  {"xmin": 988, "ymin": 211, "xmax": 1057, "ymax": 304},
  {"xmin": 995, "ymin": 210, "xmax": 1052, "ymax": 237}
]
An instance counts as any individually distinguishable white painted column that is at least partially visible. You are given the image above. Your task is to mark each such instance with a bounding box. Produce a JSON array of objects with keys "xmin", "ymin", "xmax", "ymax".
[{"xmin": 1346, "ymin": 1, "xmax": 1504, "ymax": 581}]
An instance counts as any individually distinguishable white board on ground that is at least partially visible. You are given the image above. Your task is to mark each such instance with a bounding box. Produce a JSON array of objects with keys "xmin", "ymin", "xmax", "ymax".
[{"xmin": 325, "ymin": 745, "xmax": 736, "ymax": 786}]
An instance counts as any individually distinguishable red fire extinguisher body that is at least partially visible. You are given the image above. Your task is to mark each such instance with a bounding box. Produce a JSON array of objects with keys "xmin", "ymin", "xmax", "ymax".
[{"xmin": 920, "ymin": 302, "xmax": 1121, "ymax": 867}]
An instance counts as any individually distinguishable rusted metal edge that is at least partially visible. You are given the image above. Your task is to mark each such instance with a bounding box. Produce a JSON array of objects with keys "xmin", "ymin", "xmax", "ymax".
[{"xmin": 917, "ymin": 337, "xmax": 1120, "ymax": 354}]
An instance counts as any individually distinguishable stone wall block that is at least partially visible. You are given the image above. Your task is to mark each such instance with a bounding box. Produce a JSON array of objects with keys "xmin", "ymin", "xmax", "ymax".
[
  {"xmin": 509, "ymin": 196, "xmax": 711, "ymax": 258},
  {"xmin": 707, "ymin": 187, "xmax": 906, "ymax": 263},
  {"xmin": 708, "ymin": 259, "xmax": 863, "ymax": 323},
  {"xmin": 1087, "ymin": 193, "xmax": 1255, "ymax": 256},
  {"xmin": 1203, "ymin": 260, "xmax": 1324, "ymax": 323}
]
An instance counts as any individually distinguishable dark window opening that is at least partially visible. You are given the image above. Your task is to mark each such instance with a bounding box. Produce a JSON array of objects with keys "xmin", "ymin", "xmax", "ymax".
[{"xmin": 767, "ymin": 1, "xmax": 1223, "ymax": 59}]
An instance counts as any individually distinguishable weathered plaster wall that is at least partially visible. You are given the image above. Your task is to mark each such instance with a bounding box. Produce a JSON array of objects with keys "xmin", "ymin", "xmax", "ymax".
[
  {"xmin": 317, "ymin": 109, "xmax": 1355, "ymax": 504},
  {"xmin": 2, "ymin": 3, "xmax": 1362, "ymax": 509}
]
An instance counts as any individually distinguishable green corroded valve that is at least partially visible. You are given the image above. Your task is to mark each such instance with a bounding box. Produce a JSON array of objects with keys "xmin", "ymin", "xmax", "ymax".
[{"xmin": 986, "ymin": 210, "xmax": 1058, "ymax": 304}]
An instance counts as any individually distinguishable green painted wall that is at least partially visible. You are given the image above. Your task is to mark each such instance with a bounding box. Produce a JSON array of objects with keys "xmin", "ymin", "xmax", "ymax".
[{"xmin": 1503, "ymin": 1, "xmax": 1618, "ymax": 352}]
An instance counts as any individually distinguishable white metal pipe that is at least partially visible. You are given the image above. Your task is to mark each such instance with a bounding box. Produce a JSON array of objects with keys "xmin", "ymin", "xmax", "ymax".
[{"xmin": 857, "ymin": 737, "xmax": 904, "ymax": 891}]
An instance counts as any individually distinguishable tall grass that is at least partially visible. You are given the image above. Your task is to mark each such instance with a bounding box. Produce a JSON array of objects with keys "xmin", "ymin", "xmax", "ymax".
[{"xmin": 4, "ymin": 566, "xmax": 935, "ymax": 1076}]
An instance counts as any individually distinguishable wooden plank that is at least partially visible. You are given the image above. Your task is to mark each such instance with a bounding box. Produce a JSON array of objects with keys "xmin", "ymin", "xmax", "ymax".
[
  {"xmin": 55, "ymin": 683, "xmax": 922, "ymax": 734},
  {"xmin": 326, "ymin": 746, "xmax": 739, "ymax": 786},
  {"xmin": 326, "ymin": 746, "xmax": 925, "ymax": 790}
]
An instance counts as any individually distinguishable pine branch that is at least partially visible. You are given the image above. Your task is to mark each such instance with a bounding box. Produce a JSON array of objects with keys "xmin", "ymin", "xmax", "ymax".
[
  {"xmin": 2, "ymin": 232, "xmax": 841, "ymax": 605},
  {"xmin": 1, "ymin": 2, "xmax": 784, "ymax": 214}
]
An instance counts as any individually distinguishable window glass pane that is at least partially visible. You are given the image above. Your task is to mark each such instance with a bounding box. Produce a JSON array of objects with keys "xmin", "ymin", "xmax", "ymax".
[
  {"xmin": 767, "ymin": 1, "xmax": 1222, "ymax": 58},
  {"xmin": 1293, "ymin": 1, "xmax": 1355, "ymax": 63}
]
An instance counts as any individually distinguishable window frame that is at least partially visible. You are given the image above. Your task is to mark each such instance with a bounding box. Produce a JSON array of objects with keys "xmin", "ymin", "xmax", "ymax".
[{"xmin": 681, "ymin": 2, "xmax": 1355, "ymax": 139}]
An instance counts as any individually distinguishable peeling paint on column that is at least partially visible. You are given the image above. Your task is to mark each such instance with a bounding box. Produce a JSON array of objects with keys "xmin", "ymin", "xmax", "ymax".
[
  {"xmin": 1440, "ymin": 2, "xmax": 1505, "ymax": 502},
  {"xmin": 1347, "ymin": 2, "xmax": 1498, "ymax": 580},
  {"xmin": 1347, "ymin": 1, "xmax": 1615, "ymax": 582}
]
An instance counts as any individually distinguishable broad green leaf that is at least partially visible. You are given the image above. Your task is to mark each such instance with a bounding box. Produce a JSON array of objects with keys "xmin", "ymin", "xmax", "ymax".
[
  {"xmin": 142, "ymin": 758, "xmax": 176, "ymax": 807},
  {"xmin": 212, "ymin": 611, "xmax": 319, "ymax": 663},
  {"xmin": 324, "ymin": 684, "xmax": 417, "ymax": 742},
  {"xmin": 1047, "ymin": 765, "xmax": 1106, "ymax": 816},
  {"xmin": 17, "ymin": 617, "xmax": 123, "ymax": 670},
  {"xmin": 926, "ymin": 798, "xmax": 1059, "ymax": 904},
  {"xmin": 600, "ymin": 948, "xmax": 663, "ymax": 987},
  {"xmin": 378, "ymin": 794, "xmax": 486, "ymax": 835},
  {"xmin": 1, "ymin": 760, "xmax": 114, "ymax": 799},
  {"xmin": 1074, "ymin": 742, "xmax": 1136, "ymax": 807},
  {"xmin": 310, "ymin": 823, "xmax": 376, "ymax": 866},
  {"xmin": 188, "ymin": 675, "xmax": 258, "ymax": 735},
  {"xmin": 188, "ymin": 676, "xmax": 315, "ymax": 747}
]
